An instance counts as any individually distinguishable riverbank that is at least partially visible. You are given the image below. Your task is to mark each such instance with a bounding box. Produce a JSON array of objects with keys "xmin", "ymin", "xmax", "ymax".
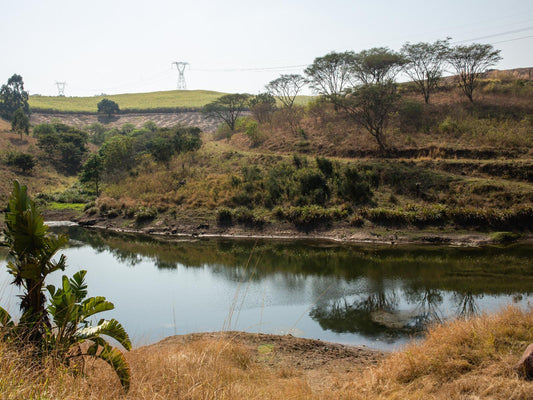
[
  {"xmin": 2, "ymin": 307, "xmax": 532, "ymax": 399},
  {"xmin": 42, "ymin": 208, "xmax": 531, "ymax": 246}
]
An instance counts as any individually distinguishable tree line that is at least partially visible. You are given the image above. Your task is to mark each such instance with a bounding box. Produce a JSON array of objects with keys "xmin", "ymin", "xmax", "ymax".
[{"xmin": 203, "ymin": 40, "xmax": 502, "ymax": 154}]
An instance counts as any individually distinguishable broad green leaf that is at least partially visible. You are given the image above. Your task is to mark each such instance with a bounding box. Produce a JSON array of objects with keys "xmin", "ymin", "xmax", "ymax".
[
  {"xmin": 98, "ymin": 343, "xmax": 131, "ymax": 392},
  {"xmin": 77, "ymin": 319, "xmax": 131, "ymax": 350},
  {"xmin": 70, "ymin": 270, "xmax": 88, "ymax": 301},
  {"xmin": 0, "ymin": 306, "xmax": 14, "ymax": 327},
  {"xmin": 82, "ymin": 296, "xmax": 114, "ymax": 318}
]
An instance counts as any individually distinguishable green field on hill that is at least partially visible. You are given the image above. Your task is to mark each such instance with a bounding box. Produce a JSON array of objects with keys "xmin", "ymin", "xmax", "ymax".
[
  {"xmin": 29, "ymin": 90, "xmax": 314, "ymax": 112},
  {"xmin": 29, "ymin": 90, "xmax": 228, "ymax": 112}
]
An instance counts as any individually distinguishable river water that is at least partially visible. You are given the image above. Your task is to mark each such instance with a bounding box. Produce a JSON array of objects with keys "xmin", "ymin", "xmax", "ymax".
[{"xmin": 1, "ymin": 225, "xmax": 532, "ymax": 351}]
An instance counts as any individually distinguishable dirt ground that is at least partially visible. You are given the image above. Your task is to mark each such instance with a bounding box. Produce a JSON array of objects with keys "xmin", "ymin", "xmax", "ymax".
[
  {"xmin": 142, "ymin": 331, "xmax": 385, "ymax": 391},
  {"xmin": 30, "ymin": 111, "xmax": 220, "ymax": 132}
]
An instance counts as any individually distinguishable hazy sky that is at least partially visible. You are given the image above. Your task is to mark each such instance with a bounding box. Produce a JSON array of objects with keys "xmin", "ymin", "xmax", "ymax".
[{"xmin": 2, "ymin": 0, "xmax": 532, "ymax": 96}]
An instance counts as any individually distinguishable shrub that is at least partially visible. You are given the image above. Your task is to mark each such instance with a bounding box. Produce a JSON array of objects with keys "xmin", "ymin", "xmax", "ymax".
[
  {"xmin": 438, "ymin": 116, "xmax": 461, "ymax": 136},
  {"xmin": 338, "ymin": 166, "xmax": 373, "ymax": 205},
  {"xmin": 4, "ymin": 151, "xmax": 36, "ymax": 173},
  {"xmin": 278, "ymin": 206, "xmax": 346, "ymax": 229},
  {"xmin": 398, "ymin": 100, "xmax": 425, "ymax": 132},
  {"xmin": 233, "ymin": 207, "xmax": 266, "ymax": 227},
  {"xmin": 297, "ymin": 169, "xmax": 330, "ymax": 205},
  {"xmin": 217, "ymin": 208, "xmax": 233, "ymax": 226},
  {"xmin": 316, "ymin": 156, "xmax": 334, "ymax": 177},
  {"xmin": 134, "ymin": 206, "xmax": 158, "ymax": 222},
  {"xmin": 489, "ymin": 231, "xmax": 521, "ymax": 244}
]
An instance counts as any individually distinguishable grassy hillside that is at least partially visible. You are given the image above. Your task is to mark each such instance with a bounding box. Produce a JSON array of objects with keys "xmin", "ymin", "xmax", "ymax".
[
  {"xmin": 29, "ymin": 90, "xmax": 314, "ymax": 112},
  {"xmin": 29, "ymin": 90, "xmax": 228, "ymax": 112}
]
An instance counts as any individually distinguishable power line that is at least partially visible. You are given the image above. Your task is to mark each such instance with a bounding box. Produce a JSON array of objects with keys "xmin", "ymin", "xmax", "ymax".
[
  {"xmin": 453, "ymin": 26, "xmax": 533, "ymax": 44},
  {"xmin": 193, "ymin": 64, "xmax": 307, "ymax": 72},
  {"xmin": 490, "ymin": 34, "xmax": 533, "ymax": 45}
]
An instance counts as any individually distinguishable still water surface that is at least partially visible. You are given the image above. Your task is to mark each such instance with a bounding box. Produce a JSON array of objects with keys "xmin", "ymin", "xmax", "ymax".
[{"xmin": 1, "ymin": 225, "xmax": 532, "ymax": 351}]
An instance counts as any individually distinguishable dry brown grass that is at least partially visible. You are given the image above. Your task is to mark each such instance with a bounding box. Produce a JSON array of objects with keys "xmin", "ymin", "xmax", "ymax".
[
  {"xmin": 0, "ymin": 334, "xmax": 314, "ymax": 400},
  {"xmin": 2, "ymin": 307, "xmax": 532, "ymax": 399},
  {"xmin": 345, "ymin": 306, "xmax": 533, "ymax": 399}
]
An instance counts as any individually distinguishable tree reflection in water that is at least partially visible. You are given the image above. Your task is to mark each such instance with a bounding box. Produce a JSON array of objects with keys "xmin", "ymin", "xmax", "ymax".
[
  {"xmin": 455, "ymin": 291, "xmax": 481, "ymax": 318},
  {"xmin": 49, "ymin": 226, "xmax": 532, "ymax": 343}
]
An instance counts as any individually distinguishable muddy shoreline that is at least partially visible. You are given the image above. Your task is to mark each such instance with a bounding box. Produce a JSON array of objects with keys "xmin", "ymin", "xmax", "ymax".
[{"xmin": 42, "ymin": 209, "xmax": 531, "ymax": 246}]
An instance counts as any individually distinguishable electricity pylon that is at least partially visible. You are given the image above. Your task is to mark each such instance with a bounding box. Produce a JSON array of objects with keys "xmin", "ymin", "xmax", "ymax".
[
  {"xmin": 55, "ymin": 82, "xmax": 66, "ymax": 96},
  {"xmin": 171, "ymin": 61, "xmax": 189, "ymax": 90}
]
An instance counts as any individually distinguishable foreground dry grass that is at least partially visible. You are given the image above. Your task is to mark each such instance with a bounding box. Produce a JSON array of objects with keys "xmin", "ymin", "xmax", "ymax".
[{"xmin": 1, "ymin": 307, "xmax": 533, "ymax": 399}]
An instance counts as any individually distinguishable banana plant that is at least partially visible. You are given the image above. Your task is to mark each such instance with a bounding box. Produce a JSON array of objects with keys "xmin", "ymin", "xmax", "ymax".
[
  {"xmin": 46, "ymin": 270, "xmax": 131, "ymax": 391},
  {"xmin": 2, "ymin": 180, "xmax": 68, "ymax": 344}
]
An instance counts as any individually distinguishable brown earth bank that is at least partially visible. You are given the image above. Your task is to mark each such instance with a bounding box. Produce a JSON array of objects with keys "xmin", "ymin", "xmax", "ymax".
[
  {"xmin": 148, "ymin": 331, "xmax": 384, "ymax": 376},
  {"xmin": 41, "ymin": 209, "xmax": 530, "ymax": 246},
  {"xmin": 30, "ymin": 111, "xmax": 220, "ymax": 132}
]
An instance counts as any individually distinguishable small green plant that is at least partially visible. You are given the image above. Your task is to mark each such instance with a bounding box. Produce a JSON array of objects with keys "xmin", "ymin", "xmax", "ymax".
[
  {"xmin": 45, "ymin": 270, "xmax": 131, "ymax": 390},
  {"xmin": 489, "ymin": 231, "xmax": 521, "ymax": 244},
  {"xmin": 134, "ymin": 206, "xmax": 158, "ymax": 222}
]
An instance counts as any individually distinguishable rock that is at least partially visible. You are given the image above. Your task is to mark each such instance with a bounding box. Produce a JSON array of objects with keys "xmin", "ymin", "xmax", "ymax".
[
  {"xmin": 515, "ymin": 343, "xmax": 533, "ymax": 379},
  {"xmin": 78, "ymin": 218, "xmax": 97, "ymax": 226}
]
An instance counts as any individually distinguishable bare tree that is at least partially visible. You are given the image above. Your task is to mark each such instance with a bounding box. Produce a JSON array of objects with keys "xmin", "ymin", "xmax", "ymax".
[
  {"xmin": 304, "ymin": 51, "xmax": 356, "ymax": 105},
  {"xmin": 265, "ymin": 74, "xmax": 306, "ymax": 109},
  {"xmin": 448, "ymin": 43, "xmax": 502, "ymax": 103},
  {"xmin": 337, "ymin": 81, "xmax": 399, "ymax": 154},
  {"xmin": 401, "ymin": 39, "xmax": 450, "ymax": 104}
]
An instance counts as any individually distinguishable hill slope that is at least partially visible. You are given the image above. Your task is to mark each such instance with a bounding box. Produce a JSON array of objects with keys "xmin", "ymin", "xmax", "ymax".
[{"xmin": 29, "ymin": 90, "xmax": 228, "ymax": 112}]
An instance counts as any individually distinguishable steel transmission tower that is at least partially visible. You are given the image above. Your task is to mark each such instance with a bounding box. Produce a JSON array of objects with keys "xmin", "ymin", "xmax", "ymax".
[
  {"xmin": 55, "ymin": 81, "xmax": 66, "ymax": 96},
  {"xmin": 172, "ymin": 61, "xmax": 189, "ymax": 90}
]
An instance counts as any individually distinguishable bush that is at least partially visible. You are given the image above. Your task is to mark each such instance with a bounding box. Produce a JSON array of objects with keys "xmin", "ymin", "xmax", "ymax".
[
  {"xmin": 134, "ymin": 206, "xmax": 158, "ymax": 222},
  {"xmin": 398, "ymin": 100, "xmax": 425, "ymax": 132},
  {"xmin": 5, "ymin": 151, "xmax": 36, "ymax": 173},
  {"xmin": 217, "ymin": 208, "xmax": 233, "ymax": 226},
  {"xmin": 438, "ymin": 116, "xmax": 461, "ymax": 136},
  {"xmin": 233, "ymin": 207, "xmax": 266, "ymax": 227},
  {"xmin": 338, "ymin": 166, "xmax": 373, "ymax": 205},
  {"xmin": 297, "ymin": 169, "xmax": 330, "ymax": 205},
  {"xmin": 277, "ymin": 206, "xmax": 346, "ymax": 229},
  {"xmin": 489, "ymin": 231, "xmax": 521, "ymax": 244},
  {"xmin": 316, "ymin": 157, "xmax": 333, "ymax": 177}
]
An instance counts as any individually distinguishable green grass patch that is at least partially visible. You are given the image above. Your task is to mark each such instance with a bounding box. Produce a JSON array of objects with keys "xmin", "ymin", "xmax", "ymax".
[{"xmin": 46, "ymin": 202, "xmax": 86, "ymax": 211}]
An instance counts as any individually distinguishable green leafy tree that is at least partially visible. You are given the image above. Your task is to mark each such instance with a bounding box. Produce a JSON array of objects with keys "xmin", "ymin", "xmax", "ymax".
[
  {"xmin": 97, "ymin": 98, "xmax": 120, "ymax": 117},
  {"xmin": 99, "ymin": 135, "xmax": 136, "ymax": 180},
  {"xmin": 149, "ymin": 136, "xmax": 174, "ymax": 164},
  {"xmin": 249, "ymin": 93, "xmax": 277, "ymax": 124},
  {"xmin": 34, "ymin": 123, "xmax": 88, "ymax": 173},
  {"xmin": 11, "ymin": 107, "xmax": 30, "ymax": 139},
  {"xmin": 401, "ymin": 39, "xmax": 451, "ymax": 104},
  {"xmin": 0, "ymin": 74, "xmax": 30, "ymax": 121},
  {"xmin": 448, "ymin": 43, "xmax": 502, "ymax": 103},
  {"xmin": 352, "ymin": 47, "xmax": 406, "ymax": 84},
  {"xmin": 80, "ymin": 154, "xmax": 104, "ymax": 196},
  {"xmin": 305, "ymin": 51, "xmax": 356, "ymax": 105},
  {"xmin": 203, "ymin": 94, "xmax": 250, "ymax": 131},
  {"xmin": 338, "ymin": 82, "xmax": 400, "ymax": 154}
]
